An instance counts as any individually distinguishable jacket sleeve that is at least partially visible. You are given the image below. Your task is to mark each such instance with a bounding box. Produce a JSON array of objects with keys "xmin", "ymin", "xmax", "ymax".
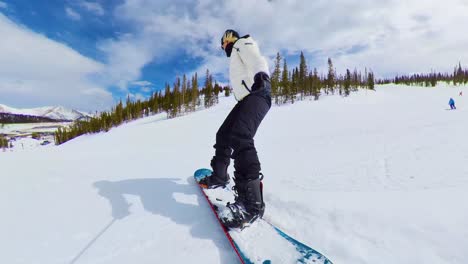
[{"xmin": 236, "ymin": 38, "xmax": 270, "ymax": 77}]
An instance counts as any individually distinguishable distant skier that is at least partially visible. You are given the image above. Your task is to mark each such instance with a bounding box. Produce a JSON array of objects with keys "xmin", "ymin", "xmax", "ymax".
[
  {"xmin": 198, "ymin": 29, "xmax": 271, "ymax": 228},
  {"xmin": 460, "ymin": 91, "xmax": 463, "ymax": 96},
  {"xmin": 449, "ymin": 98, "xmax": 456, "ymax": 110}
]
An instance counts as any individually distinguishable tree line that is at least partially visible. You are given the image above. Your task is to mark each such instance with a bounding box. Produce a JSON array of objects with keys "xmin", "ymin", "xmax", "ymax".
[
  {"xmin": 0, "ymin": 113, "xmax": 62, "ymax": 123},
  {"xmin": 377, "ymin": 62, "xmax": 468, "ymax": 87},
  {"xmin": 270, "ymin": 52, "xmax": 374, "ymax": 105},
  {"xmin": 55, "ymin": 70, "xmax": 230, "ymax": 144},
  {"xmin": 55, "ymin": 53, "xmax": 375, "ymax": 145}
]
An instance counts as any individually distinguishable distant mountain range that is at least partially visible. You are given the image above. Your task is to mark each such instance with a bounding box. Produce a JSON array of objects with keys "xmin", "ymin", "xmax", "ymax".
[{"xmin": 0, "ymin": 104, "xmax": 92, "ymax": 123}]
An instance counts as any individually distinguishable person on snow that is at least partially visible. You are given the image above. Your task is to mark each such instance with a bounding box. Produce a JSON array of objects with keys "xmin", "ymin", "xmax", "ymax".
[
  {"xmin": 198, "ymin": 29, "xmax": 271, "ymax": 229},
  {"xmin": 449, "ymin": 98, "xmax": 456, "ymax": 110}
]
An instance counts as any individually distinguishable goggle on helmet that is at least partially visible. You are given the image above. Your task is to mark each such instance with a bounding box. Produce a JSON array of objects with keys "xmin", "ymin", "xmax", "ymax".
[{"xmin": 221, "ymin": 29, "xmax": 239, "ymax": 49}]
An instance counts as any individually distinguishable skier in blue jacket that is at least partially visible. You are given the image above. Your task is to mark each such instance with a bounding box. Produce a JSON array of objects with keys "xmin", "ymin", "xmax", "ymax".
[
  {"xmin": 199, "ymin": 29, "xmax": 271, "ymax": 229},
  {"xmin": 449, "ymin": 98, "xmax": 456, "ymax": 109}
]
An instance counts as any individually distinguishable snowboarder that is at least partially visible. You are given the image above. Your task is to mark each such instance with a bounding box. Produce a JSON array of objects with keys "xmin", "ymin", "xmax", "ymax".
[
  {"xmin": 449, "ymin": 98, "xmax": 456, "ymax": 109},
  {"xmin": 199, "ymin": 29, "xmax": 271, "ymax": 229}
]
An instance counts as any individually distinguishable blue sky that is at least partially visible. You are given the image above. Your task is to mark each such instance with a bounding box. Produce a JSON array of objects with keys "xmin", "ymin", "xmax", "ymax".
[
  {"xmin": 1, "ymin": 0, "xmax": 468, "ymax": 111},
  {"xmin": 0, "ymin": 0, "xmax": 202, "ymax": 108}
]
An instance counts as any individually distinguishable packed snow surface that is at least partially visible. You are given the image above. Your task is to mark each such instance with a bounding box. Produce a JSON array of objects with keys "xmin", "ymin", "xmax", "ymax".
[{"xmin": 1, "ymin": 84, "xmax": 467, "ymax": 264}]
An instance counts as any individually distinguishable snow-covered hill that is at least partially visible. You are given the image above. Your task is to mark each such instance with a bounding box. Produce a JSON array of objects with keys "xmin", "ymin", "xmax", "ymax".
[
  {"xmin": 0, "ymin": 104, "xmax": 91, "ymax": 121},
  {"xmin": 1, "ymin": 84, "xmax": 467, "ymax": 264}
]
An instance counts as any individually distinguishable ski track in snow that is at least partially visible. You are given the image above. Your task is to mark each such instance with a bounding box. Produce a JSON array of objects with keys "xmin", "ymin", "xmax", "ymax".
[{"xmin": 1, "ymin": 84, "xmax": 468, "ymax": 264}]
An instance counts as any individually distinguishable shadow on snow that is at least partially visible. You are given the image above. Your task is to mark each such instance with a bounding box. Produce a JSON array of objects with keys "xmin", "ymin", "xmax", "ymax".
[{"xmin": 69, "ymin": 177, "xmax": 236, "ymax": 264}]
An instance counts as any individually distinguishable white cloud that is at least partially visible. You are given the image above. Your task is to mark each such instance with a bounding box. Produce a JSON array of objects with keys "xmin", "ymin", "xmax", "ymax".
[
  {"xmin": 8, "ymin": 1, "xmax": 464, "ymax": 111},
  {"xmin": 328, "ymin": 0, "xmax": 468, "ymax": 76},
  {"xmin": 131, "ymin": 80, "xmax": 152, "ymax": 86},
  {"xmin": 97, "ymin": 34, "xmax": 157, "ymax": 90},
  {"xmin": 65, "ymin": 7, "xmax": 81, "ymax": 21},
  {"xmin": 0, "ymin": 1, "xmax": 7, "ymax": 9},
  {"xmin": 141, "ymin": 87, "xmax": 151, "ymax": 93},
  {"xmin": 128, "ymin": 92, "xmax": 146, "ymax": 101},
  {"xmin": 79, "ymin": 1, "xmax": 105, "ymax": 16},
  {"xmin": 0, "ymin": 13, "xmax": 112, "ymax": 111},
  {"xmin": 98, "ymin": 0, "xmax": 468, "ymax": 86}
]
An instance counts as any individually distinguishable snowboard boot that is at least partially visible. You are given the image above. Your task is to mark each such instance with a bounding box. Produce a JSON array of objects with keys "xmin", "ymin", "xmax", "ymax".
[
  {"xmin": 199, "ymin": 157, "xmax": 230, "ymax": 189},
  {"xmin": 220, "ymin": 173, "xmax": 265, "ymax": 229}
]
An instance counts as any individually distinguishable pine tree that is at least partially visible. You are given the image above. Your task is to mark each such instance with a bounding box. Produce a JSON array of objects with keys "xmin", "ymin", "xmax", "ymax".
[
  {"xmin": 173, "ymin": 76, "xmax": 182, "ymax": 115},
  {"xmin": 337, "ymin": 74, "xmax": 343, "ymax": 96},
  {"xmin": 182, "ymin": 74, "xmax": 188, "ymax": 111},
  {"xmin": 0, "ymin": 135, "xmax": 7, "ymax": 148},
  {"xmin": 191, "ymin": 73, "xmax": 200, "ymax": 110},
  {"xmin": 299, "ymin": 51, "xmax": 307, "ymax": 96},
  {"xmin": 150, "ymin": 92, "xmax": 159, "ymax": 114},
  {"xmin": 271, "ymin": 52, "xmax": 282, "ymax": 105},
  {"xmin": 367, "ymin": 70, "xmax": 375, "ymax": 90},
  {"xmin": 352, "ymin": 69, "xmax": 359, "ymax": 90},
  {"xmin": 344, "ymin": 69, "xmax": 351, "ymax": 96},
  {"xmin": 204, "ymin": 69, "xmax": 214, "ymax": 108},
  {"xmin": 115, "ymin": 99, "xmax": 123, "ymax": 124},
  {"xmin": 281, "ymin": 59, "xmax": 289, "ymax": 104},
  {"xmin": 291, "ymin": 67, "xmax": 299, "ymax": 103},
  {"xmin": 311, "ymin": 68, "xmax": 321, "ymax": 100},
  {"xmin": 464, "ymin": 66, "xmax": 468, "ymax": 84},
  {"xmin": 224, "ymin": 86, "xmax": 231, "ymax": 97},
  {"xmin": 186, "ymin": 77, "xmax": 192, "ymax": 111},
  {"xmin": 163, "ymin": 83, "xmax": 172, "ymax": 116},
  {"xmin": 456, "ymin": 62, "xmax": 463, "ymax": 85},
  {"xmin": 125, "ymin": 95, "xmax": 133, "ymax": 120},
  {"xmin": 213, "ymin": 82, "xmax": 221, "ymax": 104},
  {"xmin": 327, "ymin": 58, "xmax": 335, "ymax": 94}
]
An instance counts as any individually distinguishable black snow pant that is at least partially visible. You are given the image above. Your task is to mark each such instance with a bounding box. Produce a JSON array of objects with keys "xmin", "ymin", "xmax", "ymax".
[{"xmin": 214, "ymin": 90, "xmax": 271, "ymax": 181}]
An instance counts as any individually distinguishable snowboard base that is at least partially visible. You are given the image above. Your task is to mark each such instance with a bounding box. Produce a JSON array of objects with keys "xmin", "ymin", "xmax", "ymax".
[{"xmin": 194, "ymin": 168, "xmax": 333, "ymax": 264}]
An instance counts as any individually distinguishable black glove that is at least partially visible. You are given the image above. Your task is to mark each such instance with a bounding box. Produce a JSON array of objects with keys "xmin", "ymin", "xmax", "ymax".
[{"xmin": 251, "ymin": 72, "xmax": 270, "ymax": 92}]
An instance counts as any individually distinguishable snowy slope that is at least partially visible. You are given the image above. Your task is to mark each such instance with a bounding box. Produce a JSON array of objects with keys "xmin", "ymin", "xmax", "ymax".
[
  {"xmin": 0, "ymin": 104, "xmax": 90, "ymax": 120},
  {"xmin": 1, "ymin": 84, "xmax": 468, "ymax": 264}
]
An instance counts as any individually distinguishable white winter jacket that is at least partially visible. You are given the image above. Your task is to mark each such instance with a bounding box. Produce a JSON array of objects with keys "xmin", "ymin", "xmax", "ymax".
[{"xmin": 229, "ymin": 36, "xmax": 270, "ymax": 101}]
